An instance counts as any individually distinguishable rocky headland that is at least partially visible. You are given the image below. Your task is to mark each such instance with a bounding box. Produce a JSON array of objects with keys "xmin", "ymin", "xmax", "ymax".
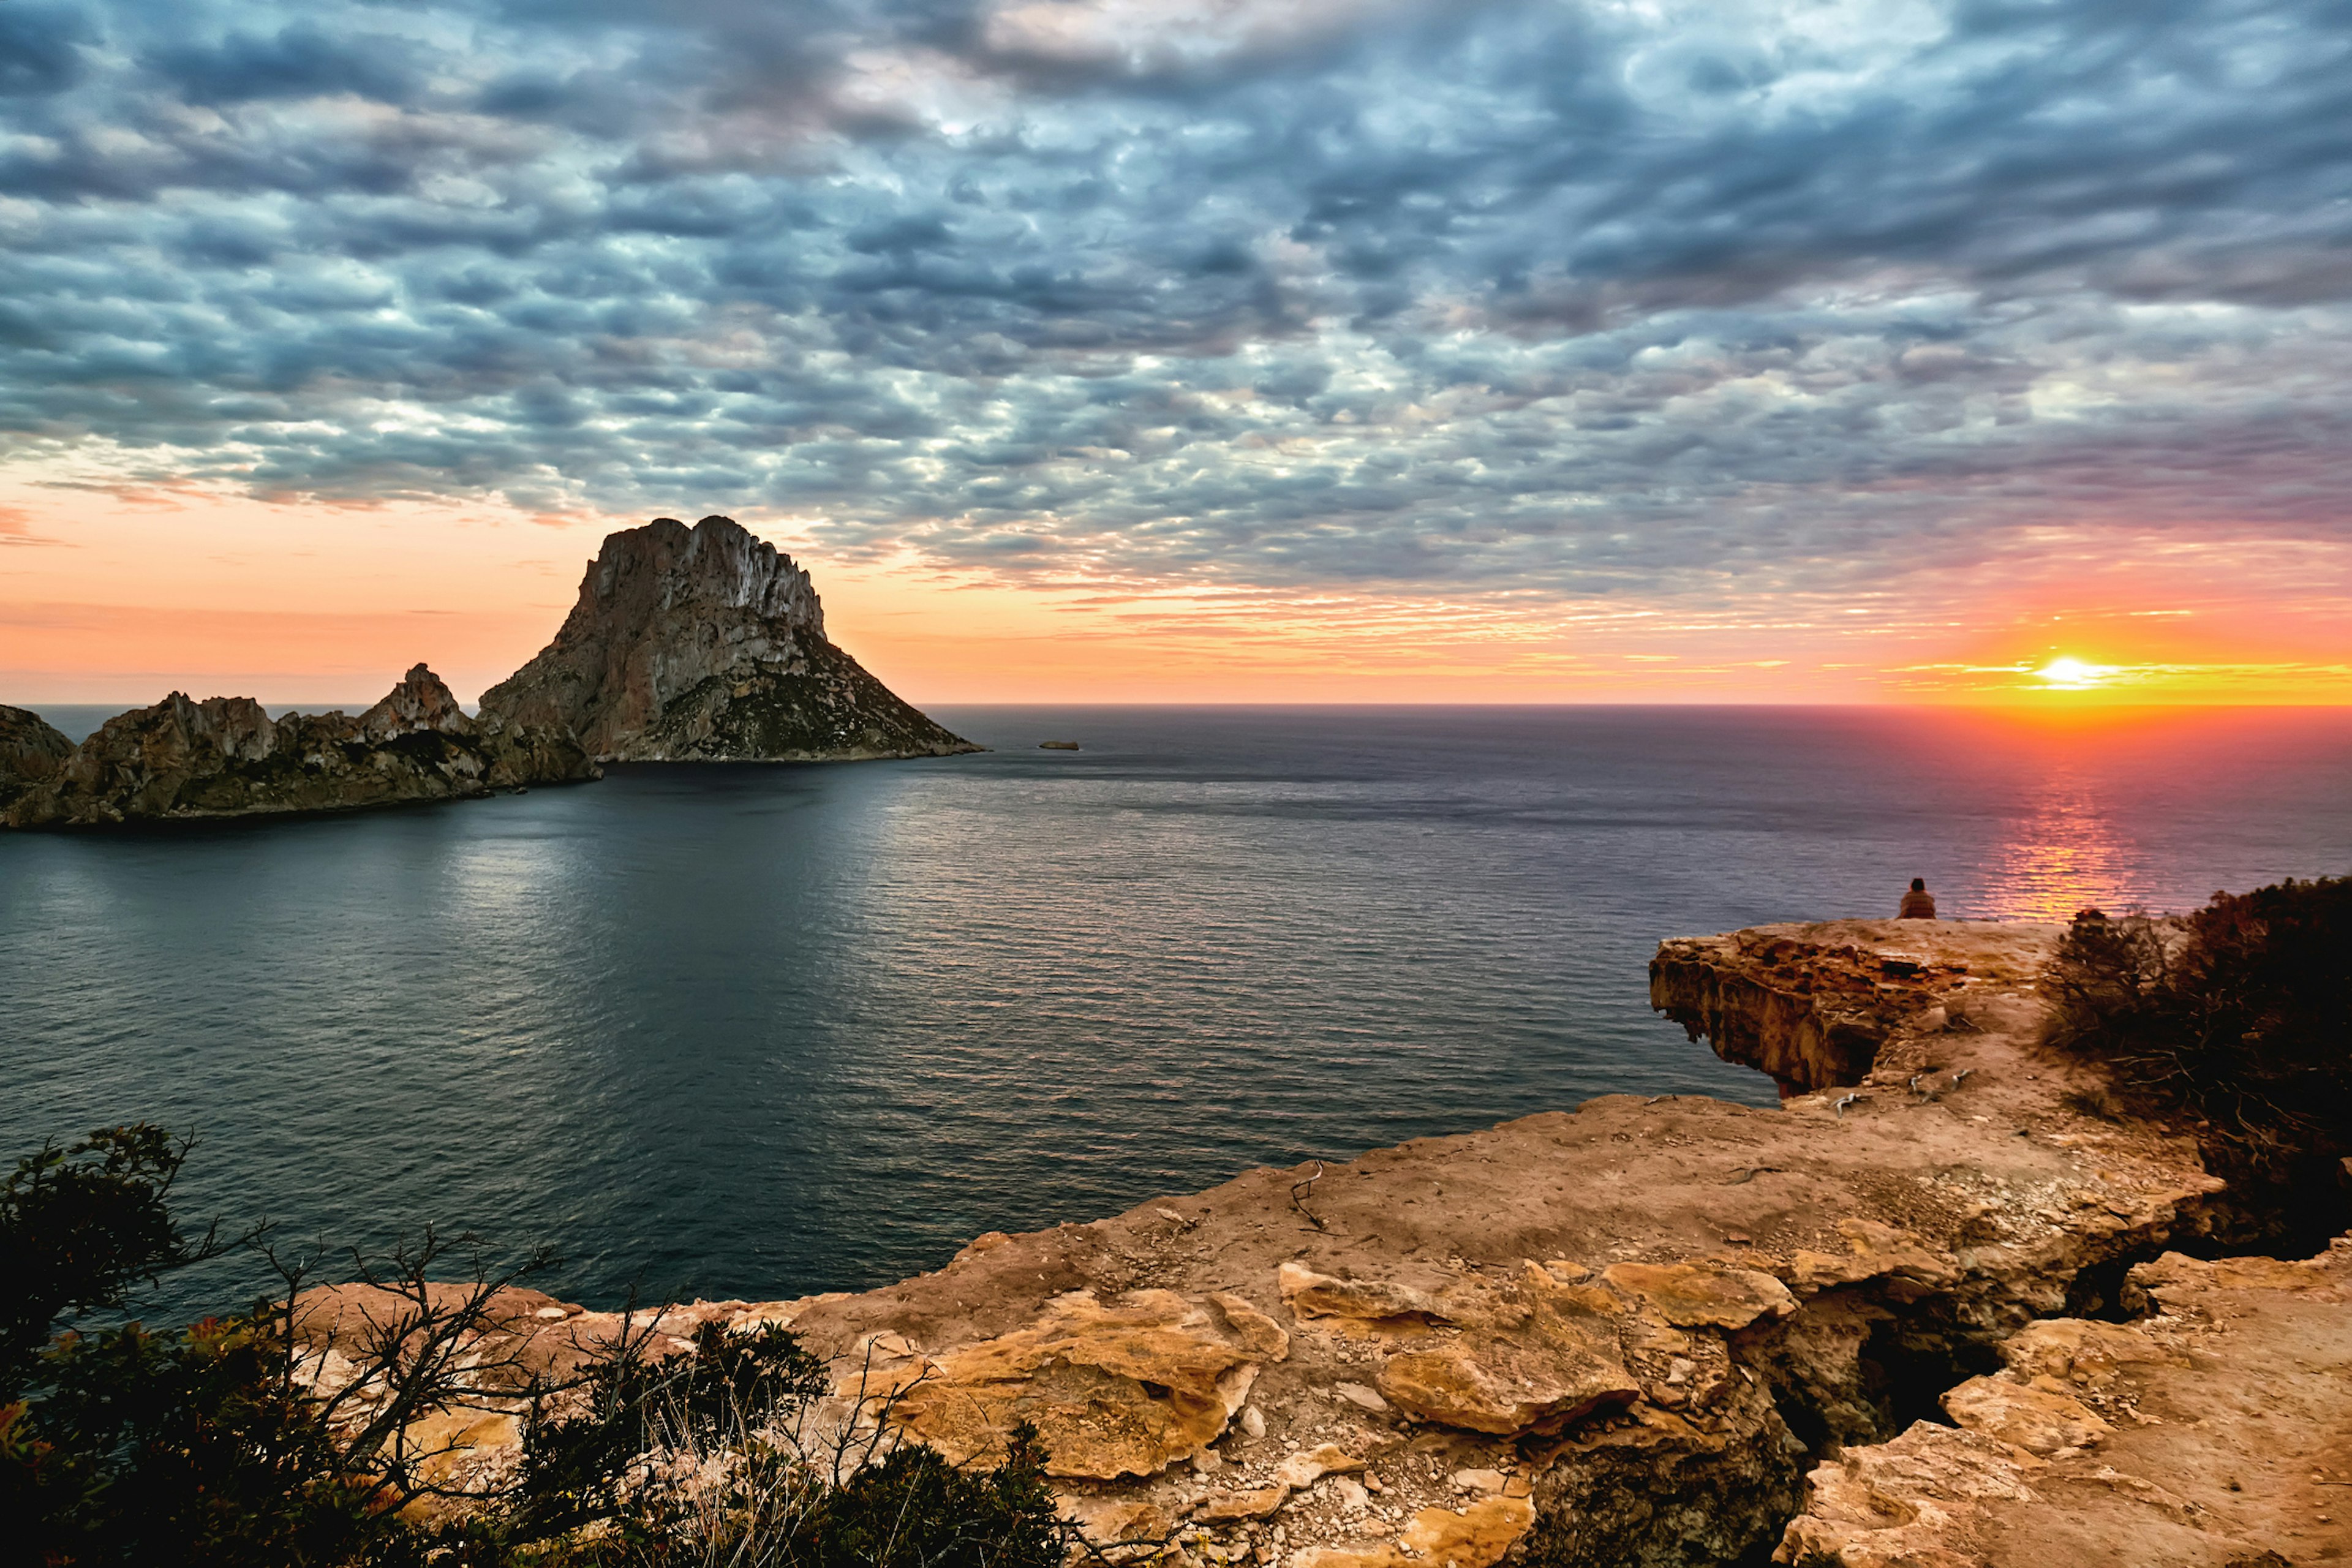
[
  {"xmin": 480, "ymin": 514, "xmax": 979, "ymax": 763},
  {"xmin": 2, "ymin": 515, "xmax": 975, "ymax": 829},
  {"xmin": 2, "ymin": 665, "xmax": 596, "ymax": 829},
  {"xmin": 301, "ymin": 918, "xmax": 2350, "ymax": 1566},
  {"xmin": 0, "ymin": 701, "xmax": 75, "ymax": 813}
]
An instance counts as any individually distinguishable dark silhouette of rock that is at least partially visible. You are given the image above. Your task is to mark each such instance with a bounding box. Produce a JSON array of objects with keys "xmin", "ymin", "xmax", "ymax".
[
  {"xmin": 0, "ymin": 704, "xmax": 74, "ymax": 812},
  {"xmin": 4, "ymin": 665, "xmax": 595, "ymax": 829},
  {"xmin": 478, "ymin": 514, "xmax": 978, "ymax": 761}
]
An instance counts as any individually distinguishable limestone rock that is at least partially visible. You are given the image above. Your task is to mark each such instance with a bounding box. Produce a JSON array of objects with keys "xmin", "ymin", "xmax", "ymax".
[
  {"xmin": 1600, "ymin": 1262, "xmax": 1796, "ymax": 1329},
  {"xmin": 1279, "ymin": 1262, "xmax": 1461, "ymax": 1332},
  {"xmin": 1650, "ymin": 918, "xmax": 2062, "ymax": 1094},
  {"xmin": 0, "ymin": 704, "xmax": 72, "ymax": 810},
  {"xmin": 1194, "ymin": 1484, "xmax": 1294, "ymax": 1523},
  {"xmin": 478, "ymin": 515, "xmax": 978, "ymax": 763},
  {"xmin": 300, "ymin": 918, "xmax": 2348, "ymax": 1568},
  {"xmin": 1786, "ymin": 1218, "xmax": 1959, "ymax": 1295},
  {"xmin": 1060, "ymin": 1495, "xmax": 1174, "ymax": 1545},
  {"xmin": 1369, "ymin": 1267, "xmax": 1638, "ymax": 1436},
  {"xmin": 1994, "ymin": 1318, "xmax": 2183, "ymax": 1387},
  {"xmin": 1941, "ymin": 1374, "xmax": 2110, "ymax": 1454},
  {"xmin": 1776, "ymin": 1234, "xmax": 2352, "ymax": 1564},
  {"xmin": 864, "ymin": 1288, "xmax": 1288, "ymax": 1480},
  {"xmin": 1777, "ymin": 1421, "xmax": 2043, "ymax": 1568},
  {"xmin": 1277, "ymin": 1444, "xmax": 1368, "ymax": 1489},
  {"xmin": 1291, "ymin": 1496, "xmax": 1536, "ymax": 1568},
  {"xmin": 4, "ymin": 666, "xmax": 595, "ymax": 829}
]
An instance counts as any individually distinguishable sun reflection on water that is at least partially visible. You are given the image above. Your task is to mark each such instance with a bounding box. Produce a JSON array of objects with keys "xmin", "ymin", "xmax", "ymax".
[{"xmin": 1977, "ymin": 777, "xmax": 2155, "ymax": 921}]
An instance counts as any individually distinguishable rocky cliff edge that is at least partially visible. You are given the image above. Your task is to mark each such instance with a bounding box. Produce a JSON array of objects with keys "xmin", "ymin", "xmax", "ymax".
[
  {"xmin": 478, "ymin": 514, "xmax": 979, "ymax": 762},
  {"xmin": 300, "ymin": 919, "xmax": 2351, "ymax": 1566},
  {"xmin": 0, "ymin": 703, "xmax": 75, "ymax": 813}
]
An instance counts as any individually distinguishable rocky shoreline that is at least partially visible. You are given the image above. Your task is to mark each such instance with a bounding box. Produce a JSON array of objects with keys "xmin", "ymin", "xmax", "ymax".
[
  {"xmin": 296, "ymin": 918, "xmax": 2349, "ymax": 1566},
  {"xmin": 0, "ymin": 515, "xmax": 976, "ymax": 831},
  {"xmin": 1, "ymin": 665, "xmax": 596, "ymax": 829}
]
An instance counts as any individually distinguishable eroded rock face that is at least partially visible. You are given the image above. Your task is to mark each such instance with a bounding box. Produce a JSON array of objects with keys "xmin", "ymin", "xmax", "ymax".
[
  {"xmin": 852, "ymin": 1289, "xmax": 1290, "ymax": 1480},
  {"xmin": 478, "ymin": 515, "xmax": 978, "ymax": 762},
  {"xmin": 4, "ymin": 665, "xmax": 595, "ymax": 829},
  {"xmin": 0, "ymin": 704, "xmax": 73, "ymax": 810},
  {"xmin": 314, "ymin": 918, "xmax": 2337, "ymax": 1568},
  {"xmin": 1777, "ymin": 1236, "xmax": 2352, "ymax": 1566},
  {"xmin": 1650, "ymin": 919, "xmax": 2062, "ymax": 1095}
]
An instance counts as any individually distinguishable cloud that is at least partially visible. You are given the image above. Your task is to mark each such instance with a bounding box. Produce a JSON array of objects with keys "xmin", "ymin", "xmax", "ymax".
[
  {"xmin": 144, "ymin": 23, "xmax": 426, "ymax": 106},
  {"xmin": 0, "ymin": 502, "xmax": 66, "ymax": 545},
  {"xmin": 0, "ymin": 6, "xmax": 91, "ymax": 97},
  {"xmin": 0, "ymin": 0, "xmax": 2348, "ymax": 605}
]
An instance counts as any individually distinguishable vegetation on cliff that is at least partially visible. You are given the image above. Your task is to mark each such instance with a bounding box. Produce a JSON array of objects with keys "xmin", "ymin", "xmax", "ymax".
[
  {"xmin": 0, "ymin": 1126, "xmax": 1064, "ymax": 1567},
  {"xmin": 2046, "ymin": 874, "xmax": 2352, "ymax": 1246}
]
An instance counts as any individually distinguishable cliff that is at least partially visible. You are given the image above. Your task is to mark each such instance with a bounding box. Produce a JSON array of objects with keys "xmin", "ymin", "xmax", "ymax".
[
  {"xmin": 4, "ymin": 665, "xmax": 596, "ymax": 829},
  {"xmin": 478, "ymin": 514, "xmax": 978, "ymax": 762},
  {"xmin": 1649, "ymin": 919, "xmax": 2065, "ymax": 1097},
  {"xmin": 0, "ymin": 703, "xmax": 74, "ymax": 813},
  {"xmin": 312, "ymin": 918, "xmax": 2351, "ymax": 1566}
]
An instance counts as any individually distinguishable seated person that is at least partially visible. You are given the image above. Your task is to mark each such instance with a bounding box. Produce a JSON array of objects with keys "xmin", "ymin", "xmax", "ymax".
[{"xmin": 1898, "ymin": 878, "xmax": 1937, "ymax": 919}]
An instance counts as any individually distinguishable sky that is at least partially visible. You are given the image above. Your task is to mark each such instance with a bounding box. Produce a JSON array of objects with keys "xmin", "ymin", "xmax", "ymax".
[{"xmin": 2, "ymin": 0, "xmax": 2350, "ymax": 705}]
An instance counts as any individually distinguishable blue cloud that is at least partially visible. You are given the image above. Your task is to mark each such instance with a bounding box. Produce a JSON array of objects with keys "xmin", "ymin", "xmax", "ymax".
[
  {"xmin": 0, "ymin": 6, "xmax": 91, "ymax": 97},
  {"xmin": 0, "ymin": 0, "xmax": 2348, "ymax": 598}
]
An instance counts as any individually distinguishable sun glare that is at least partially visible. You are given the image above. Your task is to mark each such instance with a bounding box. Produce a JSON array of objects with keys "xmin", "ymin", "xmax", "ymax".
[{"xmin": 2035, "ymin": 656, "xmax": 2113, "ymax": 690}]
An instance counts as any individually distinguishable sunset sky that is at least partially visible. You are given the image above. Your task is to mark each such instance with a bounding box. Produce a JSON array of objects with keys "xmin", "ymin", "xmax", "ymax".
[{"xmin": 4, "ymin": 0, "xmax": 2349, "ymax": 706}]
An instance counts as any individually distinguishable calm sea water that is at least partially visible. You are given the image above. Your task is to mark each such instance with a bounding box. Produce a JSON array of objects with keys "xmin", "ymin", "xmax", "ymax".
[{"xmin": 4, "ymin": 705, "xmax": 2348, "ymax": 1321}]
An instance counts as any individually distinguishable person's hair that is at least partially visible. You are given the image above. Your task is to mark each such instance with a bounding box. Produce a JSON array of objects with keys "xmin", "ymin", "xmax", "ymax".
[{"xmin": 1910, "ymin": 878, "xmax": 1926, "ymax": 891}]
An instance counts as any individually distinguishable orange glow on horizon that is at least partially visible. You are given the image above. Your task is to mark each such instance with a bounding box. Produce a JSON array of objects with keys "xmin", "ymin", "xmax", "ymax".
[{"xmin": 3, "ymin": 479, "xmax": 2349, "ymax": 709}]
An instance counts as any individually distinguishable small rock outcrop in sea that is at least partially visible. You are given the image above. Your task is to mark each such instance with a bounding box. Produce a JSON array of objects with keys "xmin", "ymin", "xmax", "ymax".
[
  {"xmin": 0, "ymin": 704, "xmax": 74, "ymax": 812},
  {"xmin": 478, "ymin": 514, "xmax": 978, "ymax": 763},
  {"xmin": 4, "ymin": 665, "xmax": 596, "ymax": 829}
]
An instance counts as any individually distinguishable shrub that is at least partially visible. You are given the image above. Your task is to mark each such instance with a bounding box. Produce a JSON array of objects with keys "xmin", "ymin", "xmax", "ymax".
[
  {"xmin": 1, "ymin": 1126, "xmax": 383, "ymax": 1565},
  {"xmin": 2046, "ymin": 875, "xmax": 2352, "ymax": 1243},
  {"xmin": 510, "ymin": 1319, "xmax": 1065, "ymax": 1568},
  {"xmin": 0, "ymin": 1127, "xmax": 1069, "ymax": 1568}
]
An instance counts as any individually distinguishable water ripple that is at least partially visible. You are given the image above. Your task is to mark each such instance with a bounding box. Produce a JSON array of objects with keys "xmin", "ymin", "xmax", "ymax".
[{"xmin": 2, "ymin": 704, "xmax": 2346, "ymax": 1320}]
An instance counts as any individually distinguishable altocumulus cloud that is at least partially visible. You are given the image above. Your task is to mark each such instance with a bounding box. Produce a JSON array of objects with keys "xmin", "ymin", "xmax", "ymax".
[{"xmin": 2, "ymin": 0, "xmax": 2350, "ymax": 597}]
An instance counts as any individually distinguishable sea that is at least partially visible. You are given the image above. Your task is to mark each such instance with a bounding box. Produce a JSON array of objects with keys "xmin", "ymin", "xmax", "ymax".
[{"xmin": 4, "ymin": 704, "xmax": 2348, "ymax": 1322}]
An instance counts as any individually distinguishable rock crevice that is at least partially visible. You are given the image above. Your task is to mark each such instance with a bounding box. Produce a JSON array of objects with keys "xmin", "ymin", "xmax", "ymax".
[{"xmin": 308, "ymin": 919, "xmax": 2345, "ymax": 1566}]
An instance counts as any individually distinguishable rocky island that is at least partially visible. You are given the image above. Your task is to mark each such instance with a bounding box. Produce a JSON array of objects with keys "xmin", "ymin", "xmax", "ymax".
[
  {"xmin": 2, "ymin": 665, "xmax": 595, "ymax": 829},
  {"xmin": 296, "ymin": 917, "xmax": 2350, "ymax": 1567},
  {"xmin": 0, "ymin": 701, "xmax": 75, "ymax": 815},
  {"xmin": 1, "ymin": 515, "xmax": 974, "ymax": 829},
  {"xmin": 481, "ymin": 514, "xmax": 978, "ymax": 763}
]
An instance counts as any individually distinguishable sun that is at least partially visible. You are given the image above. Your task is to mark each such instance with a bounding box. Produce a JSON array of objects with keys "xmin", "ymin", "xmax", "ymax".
[{"xmin": 2035, "ymin": 656, "xmax": 2111, "ymax": 689}]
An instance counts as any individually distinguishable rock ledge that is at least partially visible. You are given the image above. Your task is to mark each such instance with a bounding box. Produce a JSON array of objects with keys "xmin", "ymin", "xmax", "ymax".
[{"xmin": 314, "ymin": 919, "xmax": 2351, "ymax": 1566}]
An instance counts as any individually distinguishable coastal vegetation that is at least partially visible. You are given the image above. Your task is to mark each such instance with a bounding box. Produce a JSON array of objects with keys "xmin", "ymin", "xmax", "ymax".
[
  {"xmin": 0, "ymin": 1126, "xmax": 1064, "ymax": 1567},
  {"xmin": 2045, "ymin": 874, "xmax": 2352, "ymax": 1246}
]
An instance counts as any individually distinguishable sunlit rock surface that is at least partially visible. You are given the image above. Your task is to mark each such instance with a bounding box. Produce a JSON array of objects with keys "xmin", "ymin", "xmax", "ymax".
[
  {"xmin": 4, "ymin": 665, "xmax": 595, "ymax": 829},
  {"xmin": 320, "ymin": 918, "xmax": 2351, "ymax": 1566},
  {"xmin": 1782, "ymin": 1238, "xmax": 2352, "ymax": 1566},
  {"xmin": 478, "ymin": 514, "xmax": 978, "ymax": 762}
]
